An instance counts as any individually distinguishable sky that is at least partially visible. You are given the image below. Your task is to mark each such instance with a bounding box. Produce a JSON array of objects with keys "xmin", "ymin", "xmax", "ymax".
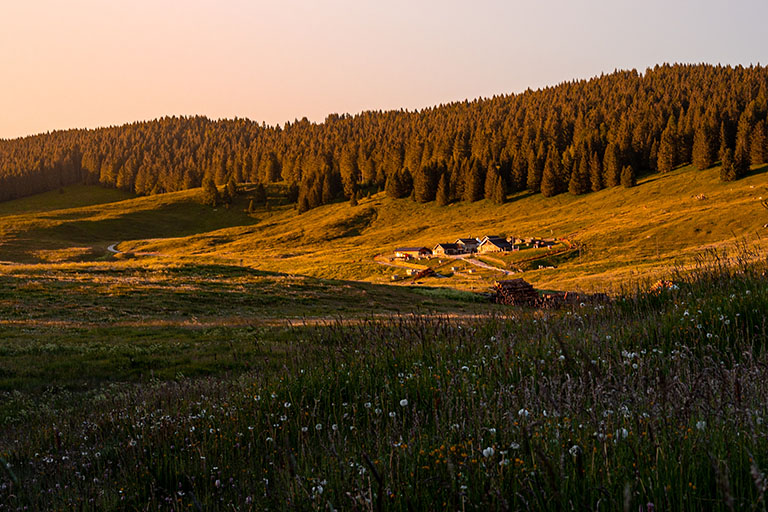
[{"xmin": 0, "ymin": 0, "xmax": 766, "ymax": 139}]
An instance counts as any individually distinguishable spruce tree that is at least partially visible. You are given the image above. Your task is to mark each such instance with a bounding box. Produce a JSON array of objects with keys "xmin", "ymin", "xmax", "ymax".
[
  {"xmin": 620, "ymin": 165, "xmax": 636, "ymax": 188},
  {"xmin": 692, "ymin": 121, "xmax": 716, "ymax": 170},
  {"xmin": 201, "ymin": 175, "xmax": 220, "ymax": 207},
  {"xmin": 603, "ymin": 143, "xmax": 621, "ymax": 187},
  {"xmin": 589, "ymin": 151, "xmax": 603, "ymax": 192},
  {"xmin": 750, "ymin": 120, "xmax": 767, "ymax": 165},
  {"xmin": 436, "ymin": 173, "xmax": 450, "ymax": 206},
  {"xmin": 656, "ymin": 115, "xmax": 677, "ymax": 173},
  {"xmin": 540, "ymin": 147, "xmax": 561, "ymax": 197},
  {"xmin": 734, "ymin": 113, "xmax": 751, "ymax": 176},
  {"xmin": 464, "ymin": 160, "xmax": 485, "ymax": 202},
  {"xmin": 720, "ymin": 148, "xmax": 737, "ymax": 182},
  {"xmin": 568, "ymin": 154, "xmax": 589, "ymax": 195}
]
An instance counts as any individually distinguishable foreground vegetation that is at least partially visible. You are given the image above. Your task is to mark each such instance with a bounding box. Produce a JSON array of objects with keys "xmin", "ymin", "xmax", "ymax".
[{"xmin": 1, "ymin": 246, "xmax": 767, "ymax": 510}]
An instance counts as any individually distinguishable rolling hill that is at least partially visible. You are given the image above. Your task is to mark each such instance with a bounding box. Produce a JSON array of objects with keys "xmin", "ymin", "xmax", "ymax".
[{"xmin": 1, "ymin": 163, "xmax": 766, "ymax": 292}]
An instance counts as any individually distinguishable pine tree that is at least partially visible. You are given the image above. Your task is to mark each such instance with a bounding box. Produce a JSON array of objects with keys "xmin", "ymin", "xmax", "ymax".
[
  {"xmin": 750, "ymin": 120, "xmax": 767, "ymax": 165},
  {"xmin": 464, "ymin": 160, "xmax": 485, "ymax": 202},
  {"xmin": 720, "ymin": 148, "xmax": 737, "ymax": 181},
  {"xmin": 603, "ymin": 143, "xmax": 621, "ymax": 187},
  {"xmin": 540, "ymin": 147, "xmax": 561, "ymax": 197},
  {"xmin": 734, "ymin": 113, "xmax": 751, "ymax": 176},
  {"xmin": 568, "ymin": 154, "xmax": 589, "ymax": 195},
  {"xmin": 226, "ymin": 177, "xmax": 237, "ymax": 201},
  {"xmin": 692, "ymin": 121, "xmax": 716, "ymax": 170},
  {"xmin": 201, "ymin": 175, "xmax": 220, "ymax": 207},
  {"xmin": 656, "ymin": 115, "xmax": 677, "ymax": 173},
  {"xmin": 589, "ymin": 151, "xmax": 603, "ymax": 192},
  {"xmin": 620, "ymin": 165, "xmax": 636, "ymax": 188},
  {"xmin": 526, "ymin": 145, "xmax": 543, "ymax": 193},
  {"xmin": 436, "ymin": 173, "xmax": 450, "ymax": 206}
]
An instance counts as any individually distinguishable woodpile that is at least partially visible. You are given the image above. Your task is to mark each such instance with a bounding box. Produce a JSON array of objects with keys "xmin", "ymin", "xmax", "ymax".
[{"xmin": 493, "ymin": 279, "xmax": 539, "ymax": 305}]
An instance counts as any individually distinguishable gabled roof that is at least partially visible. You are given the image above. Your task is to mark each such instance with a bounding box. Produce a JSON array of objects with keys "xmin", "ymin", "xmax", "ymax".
[
  {"xmin": 455, "ymin": 238, "xmax": 479, "ymax": 245},
  {"xmin": 479, "ymin": 237, "xmax": 515, "ymax": 250},
  {"xmin": 395, "ymin": 246, "xmax": 431, "ymax": 252},
  {"xmin": 434, "ymin": 243, "xmax": 462, "ymax": 251}
]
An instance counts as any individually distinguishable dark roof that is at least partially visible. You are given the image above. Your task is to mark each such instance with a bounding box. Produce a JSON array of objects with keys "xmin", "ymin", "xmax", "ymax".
[
  {"xmin": 395, "ymin": 247, "xmax": 430, "ymax": 252},
  {"xmin": 434, "ymin": 243, "xmax": 461, "ymax": 250},
  {"xmin": 455, "ymin": 238, "xmax": 479, "ymax": 245},
  {"xmin": 480, "ymin": 238, "xmax": 514, "ymax": 249}
]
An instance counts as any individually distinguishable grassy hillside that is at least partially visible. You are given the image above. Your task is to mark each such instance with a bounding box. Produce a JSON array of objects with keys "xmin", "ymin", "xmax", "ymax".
[{"xmin": 1, "ymin": 164, "xmax": 766, "ymax": 290}]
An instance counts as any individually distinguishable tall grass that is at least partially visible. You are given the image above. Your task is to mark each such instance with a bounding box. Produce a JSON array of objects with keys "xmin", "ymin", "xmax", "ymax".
[{"xmin": 1, "ymin": 250, "xmax": 767, "ymax": 510}]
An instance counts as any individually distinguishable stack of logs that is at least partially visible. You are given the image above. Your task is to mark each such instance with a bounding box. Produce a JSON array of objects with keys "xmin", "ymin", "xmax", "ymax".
[{"xmin": 493, "ymin": 279, "xmax": 539, "ymax": 305}]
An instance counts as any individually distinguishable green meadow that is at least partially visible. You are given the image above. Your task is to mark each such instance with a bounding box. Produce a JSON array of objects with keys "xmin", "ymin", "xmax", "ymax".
[{"xmin": 0, "ymin": 164, "xmax": 767, "ymax": 509}]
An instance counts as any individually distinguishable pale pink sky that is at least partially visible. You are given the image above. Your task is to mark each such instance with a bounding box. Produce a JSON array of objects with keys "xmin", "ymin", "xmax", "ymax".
[{"xmin": 0, "ymin": 0, "xmax": 765, "ymax": 139}]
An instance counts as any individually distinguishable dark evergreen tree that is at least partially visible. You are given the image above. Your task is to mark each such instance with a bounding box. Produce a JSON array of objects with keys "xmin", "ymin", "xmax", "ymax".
[
  {"xmin": 464, "ymin": 160, "xmax": 485, "ymax": 202},
  {"xmin": 603, "ymin": 143, "xmax": 621, "ymax": 187},
  {"xmin": 750, "ymin": 120, "xmax": 767, "ymax": 165},
  {"xmin": 201, "ymin": 175, "xmax": 220, "ymax": 207},
  {"xmin": 540, "ymin": 147, "xmax": 561, "ymax": 197},
  {"xmin": 620, "ymin": 165, "xmax": 636, "ymax": 188},
  {"xmin": 589, "ymin": 151, "xmax": 603, "ymax": 192},
  {"xmin": 692, "ymin": 120, "xmax": 717, "ymax": 170},
  {"xmin": 720, "ymin": 148, "xmax": 737, "ymax": 181},
  {"xmin": 435, "ymin": 173, "xmax": 450, "ymax": 206},
  {"xmin": 568, "ymin": 154, "xmax": 590, "ymax": 195},
  {"xmin": 657, "ymin": 115, "xmax": 678, "ymax": 173}
]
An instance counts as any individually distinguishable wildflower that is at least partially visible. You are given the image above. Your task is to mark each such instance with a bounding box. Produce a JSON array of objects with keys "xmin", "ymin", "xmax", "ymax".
[
  {"xmin": 315, "ymin": 424, "xmax": 322, "ymax": 431},
  {"xmin": 389, "ymin": 412, "xmax": 396, "ymax": 418},
  {"xmin": 482, "ymin": 447, "xmax": 495, "ymax": 458},
  {"xmin": 509, "ymin": 442, "xmax": 520, "ymax": 450},
  {"xmin": 518, "ymin": 408, "xmax": 530, "ymax": 418},
  {"xmin": 488, "ymin": 428, "xmax": 496, "ymax": 434},
  {"xmin": 375, "ymin": 408, "xmax": 383, "ymax": 415},
  {"xmin": 364, "ymin": 402, "xmax": 372, "ymax": 409},
  {"xmin": 569, "ymin": 445, "xmax": 581, "ymax": 457},
  {"xmin": 284, "ymin": 402, "xmax": 291, "ymax": 408},
  {"xmin": 331, "ymin": 424, "xmax": 338, "ymax": 431},
  {"xmin": 696, "ymin": 420, "xmax": 706, "ymax": 431},
  {"xmin": 266, "ymin": 437, "xmax": 274, "ymax": 443},
  {"xmin": 301, "ymin": 427, "xmax": 308, "ymax": 433},
  {"xmin": 400, "ymin": 399, "xmax": 408, "ymax": 407}
]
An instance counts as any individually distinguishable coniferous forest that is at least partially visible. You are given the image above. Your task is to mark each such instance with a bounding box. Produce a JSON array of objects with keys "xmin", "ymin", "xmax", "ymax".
[{"xmin": 1, "ymin": 64, "xmax": 767, "ymax": 210}]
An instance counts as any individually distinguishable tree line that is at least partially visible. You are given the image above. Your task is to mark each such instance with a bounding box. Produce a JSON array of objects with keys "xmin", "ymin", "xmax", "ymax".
[{"xmin": 0, "ymin": 63, "xmax": 766, "ymax": 209}]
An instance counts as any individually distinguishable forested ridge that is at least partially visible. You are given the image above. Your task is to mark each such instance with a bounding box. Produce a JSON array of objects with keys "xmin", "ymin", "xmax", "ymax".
[{"xmin": 1, "ymin": 63, "xmax": 767, "ymax": 211}]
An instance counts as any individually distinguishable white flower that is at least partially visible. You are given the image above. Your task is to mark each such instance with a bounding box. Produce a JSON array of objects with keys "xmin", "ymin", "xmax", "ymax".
[
  {"xmin": 518, "ymin": 408, "xmax": 530, "ymax": 418},
  {"xmin": 482, "ymin": 447, "xmax": 495, "ymax": 458},
  {"xmin": 284, "ymin": 402, "xmax": 291, "ymax": 408},
  {"xmin": 400, "ymin": 399, "xmax": 408, "ymax": 407},
  {"xmin": 266, "ymin": 437, "xmax": 273, "ymax": 443},
  {"xmin": 569, "ymin": 444, "xmax": 581, "ymax": 456},
  {"xmin": 364, "ymin": 402, "xmax": 372, "ymax": 409},
  {"xmin": 509, "ymin": 442, "xmax": 520, "ymax": 450},
  {"xmin": 696, "ymin": 420, "xmax": 706, "ymax": 431},
  {"xmin": 488, "ymin": 428, "xmax": 496, "ymax": 434},
  {"xmin": 315, "ymin": 424, "xmax": 322, "ymax": 431},
  {"xmin": 389, "ymin": 411, "xmax": 396, "ymax": 418},
  {"xmin": 332, "ymin": 424, "xmax": 338, "ymax": 431},
  {"xmin": 301, "ymin": 427, "xmax": 308, "ymax": 433}
]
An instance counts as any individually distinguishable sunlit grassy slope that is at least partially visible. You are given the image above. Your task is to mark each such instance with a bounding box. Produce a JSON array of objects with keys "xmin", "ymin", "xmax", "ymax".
[{"xmin": 1, "ymin": 165, "xmax": 766, "ymax": 290}]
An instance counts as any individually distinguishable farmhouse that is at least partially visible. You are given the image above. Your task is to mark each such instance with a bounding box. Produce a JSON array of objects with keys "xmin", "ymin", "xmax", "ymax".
[
  {"xmin": 394, "ymin": 247, "xmax": 432, "ymax": 259},
  {"xmin": 455, "ymin": 238, "xmax": 479, "ymax": 253},
  {"xmin": 477, "ymin": 236, "xmax": 515, "ymax": 253},
  {"xmin": 433, "ymin": 243, "xmax": 463, "ymax": 256}
]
